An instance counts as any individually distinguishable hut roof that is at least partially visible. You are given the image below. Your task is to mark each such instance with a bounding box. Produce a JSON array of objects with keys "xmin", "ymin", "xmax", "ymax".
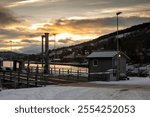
[{"xmin": 87, "ymin": 51, "xmax": 130, "ymax": 59}]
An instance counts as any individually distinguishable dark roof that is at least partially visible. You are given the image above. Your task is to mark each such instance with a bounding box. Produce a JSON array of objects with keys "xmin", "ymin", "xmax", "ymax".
[{"xmin": 87, "ymin": 51, "xmax": 130, "ymax": 59}]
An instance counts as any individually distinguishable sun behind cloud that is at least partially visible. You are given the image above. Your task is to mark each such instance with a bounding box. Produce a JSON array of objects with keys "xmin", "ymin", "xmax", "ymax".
[{"xmin": 0, "ymin": 0, "xmax": 150, "ymax": 54}]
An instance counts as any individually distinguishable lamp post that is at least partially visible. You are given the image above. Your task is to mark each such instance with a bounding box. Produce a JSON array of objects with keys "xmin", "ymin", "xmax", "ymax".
[
  {"xmin": 10, "ymin": 40, "xmax": 12, "ymax": 68},
  {"xmin": 116, "ymin": 12, "xmax": 122, "ymax": 81},
  {"xmin": 116, "ymin": 12, "xmax": 122, "ymax": 51},
  {"xmin": 53, "ymin": 34, "xmax": 56, "ymax": 73},
  {"xmin": 41, "ymin": 35, "xmax": 45, "ymax": 68}
]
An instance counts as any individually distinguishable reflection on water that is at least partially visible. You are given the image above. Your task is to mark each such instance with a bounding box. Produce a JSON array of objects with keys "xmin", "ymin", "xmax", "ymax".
[
  {"xmin": 3, "ymin": 61, "xmax": 88, "ymax": 72},
  {"xmin": 27, "ymin": 64, "xmax": 88, "ymax": 73},
  {"xmin": 3, "ymin": 61, "xmax": 14, "ymax": 68}
]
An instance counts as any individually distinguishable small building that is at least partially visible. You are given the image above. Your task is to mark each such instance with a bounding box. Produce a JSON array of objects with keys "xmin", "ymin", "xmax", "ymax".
[{"xmin": 87, "ymin": 51, "xmax": 129, "ymax": 81}]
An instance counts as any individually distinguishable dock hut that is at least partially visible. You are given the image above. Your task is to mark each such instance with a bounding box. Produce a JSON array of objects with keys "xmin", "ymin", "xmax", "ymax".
[{"xmin": 87, "ymin": 51, "xmax": 129, "ymax": 81}]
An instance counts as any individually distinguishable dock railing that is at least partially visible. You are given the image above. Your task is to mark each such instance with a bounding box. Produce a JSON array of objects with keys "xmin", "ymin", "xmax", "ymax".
[
  {"xmin": 29, "ymin": 66, "xmax": 88, "ymax": 81},
  {"xmin": 0, "ymin": 66, "xmax": 89, "ymax": 89}
]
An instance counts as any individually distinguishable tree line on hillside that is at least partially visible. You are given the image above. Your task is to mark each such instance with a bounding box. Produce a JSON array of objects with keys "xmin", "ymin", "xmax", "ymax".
[{"xmin": 51, "ymin": 22, "xmax": 150, "ymax": 64}]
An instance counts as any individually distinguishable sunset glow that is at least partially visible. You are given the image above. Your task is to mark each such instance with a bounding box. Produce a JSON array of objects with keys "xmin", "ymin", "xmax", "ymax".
[{"xmin": 0, "ymin": 0, "xmax": 150, "ymax": 54}]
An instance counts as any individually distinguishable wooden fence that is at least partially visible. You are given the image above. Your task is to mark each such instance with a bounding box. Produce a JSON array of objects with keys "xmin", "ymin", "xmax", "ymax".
[
  {"xmin": 29, "ymin": 66, "xmax": 88, "ymax": 80},
  {"xmin": 0, "ymin": 67, "xmax": 89, "ymax": 89}
]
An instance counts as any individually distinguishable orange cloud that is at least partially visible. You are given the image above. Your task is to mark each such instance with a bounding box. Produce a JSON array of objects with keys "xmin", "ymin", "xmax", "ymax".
[{"xmin": 37, "ymin": 16, "xmax": 150, "ymax": 38}]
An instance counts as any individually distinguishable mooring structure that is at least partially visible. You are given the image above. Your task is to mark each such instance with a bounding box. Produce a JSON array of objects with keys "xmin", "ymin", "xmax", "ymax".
[{"xmin": 41, "ymin": 33, "xmax": 50, "ymax": 74}]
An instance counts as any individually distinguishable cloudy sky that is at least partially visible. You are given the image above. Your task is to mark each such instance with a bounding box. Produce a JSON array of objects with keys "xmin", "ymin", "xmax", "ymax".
[{"xmin": 0, "ymin": 0, "xmax": 150, "ymax": 54}]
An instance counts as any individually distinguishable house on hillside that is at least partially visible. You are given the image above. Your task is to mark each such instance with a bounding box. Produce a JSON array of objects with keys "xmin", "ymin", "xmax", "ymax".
[{"xmin": 87, "ymin": 51, "xmax": 130, "ymax": 81}]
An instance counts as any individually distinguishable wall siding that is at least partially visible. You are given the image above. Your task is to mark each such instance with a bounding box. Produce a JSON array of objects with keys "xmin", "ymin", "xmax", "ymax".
[
  {"xmin": 119, "ymin": 57, "xmax": 126, "ymax": 74},
  {"xmin": 89, "ymin": 58, "xmax": 112, "ymax": 73},
  {"xmin": 113, "ymin": 56, "xmax": 126, "ymax": 74},
  {"xmin": 88, "ymin": 53, "xmax": 128, "ymax": 81}
]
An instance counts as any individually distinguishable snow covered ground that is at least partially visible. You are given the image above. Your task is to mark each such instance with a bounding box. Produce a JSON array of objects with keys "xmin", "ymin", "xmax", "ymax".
[
  {"xmin": 0, "ymin": 77, "xmax": 150, "ymax": 100},
  {"xmin": 127, "ymin": 64, "xmax": 150, "ymax": 76},
  {"xmin": 91, "ymin": 77, "xmax": 150, "ymax": 85}
]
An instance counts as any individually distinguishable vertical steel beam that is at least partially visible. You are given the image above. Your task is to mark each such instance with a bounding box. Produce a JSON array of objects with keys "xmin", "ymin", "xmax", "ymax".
[{"xmin": 44, "ymin": 33, "xmax": 49, "ymax": 74}]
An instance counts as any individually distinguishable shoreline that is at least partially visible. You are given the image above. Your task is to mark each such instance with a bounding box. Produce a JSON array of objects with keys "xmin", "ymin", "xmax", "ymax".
[
  {"xmin": 32, "ymin": 62, "xmax": 88, "ymax": 68},
  {"xmin": 49, "ymin": 62, "xmax": 88, "ymax": 68}
]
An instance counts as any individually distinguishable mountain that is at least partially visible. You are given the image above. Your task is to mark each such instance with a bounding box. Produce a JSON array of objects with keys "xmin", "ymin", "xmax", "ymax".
[
  {"xmin": 0, "ymin": 51, "xmax": 27, "ymax": 60},
  {"xmin": 53, "ymin": 22, "xmax": 150, "ymax": 64},
  {"xmin": 1, "ymin": 22, "xmax": 149, "ymax": 64}
]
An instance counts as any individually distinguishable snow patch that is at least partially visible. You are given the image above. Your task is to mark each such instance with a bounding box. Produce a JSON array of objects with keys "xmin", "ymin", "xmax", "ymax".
[
  {"xmin": 91, "ymin": 77, "xmax": 150, "ymax": 85},
  {"xmin": 1, "ymin": 77, "xmax": 150, "ymax": 100}
]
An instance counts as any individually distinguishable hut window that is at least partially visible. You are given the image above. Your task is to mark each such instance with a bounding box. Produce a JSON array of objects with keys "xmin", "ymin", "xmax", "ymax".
[{"xmin": 93, "ymin": 59, "xmax": 98, "ymax": 66}]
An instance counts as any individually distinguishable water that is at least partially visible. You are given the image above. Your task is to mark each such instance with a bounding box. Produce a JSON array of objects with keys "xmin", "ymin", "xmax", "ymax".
[
  {"xmin": 1, "ymin": 61, "xmax": 89, "ymax": 89},
  {"xmin": 3, "ymin": 61, "xmax": 88, "ymax": 73},
  {"xmin": 28, "ymin": 64, "xmax": 88, "ymax": 73},
  {"xmin": 3, "ymin": 61, "xmax": 14, "ymax": 68}
]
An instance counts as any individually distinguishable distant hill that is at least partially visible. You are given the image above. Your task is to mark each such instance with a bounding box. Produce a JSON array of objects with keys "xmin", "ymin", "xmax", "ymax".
[
  {"xmin": 53, "ymin": 22, "xmax": 150, "ymax": 63},
  {"xmin": 1, "ymin": 22, "xmax": 149, "ymax": 64},
  {"xmin": 0, "ymin": 51, "xmax": 27, "ymax": 60}
]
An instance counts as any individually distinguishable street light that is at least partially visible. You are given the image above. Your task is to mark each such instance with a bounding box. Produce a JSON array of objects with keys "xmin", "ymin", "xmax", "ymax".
[
  {"xmin": 10, "ymin": 40, "xmax": 13, "ymax": 68},
  {"xmin": 41, "ymin": 35, "xmax": 45, "ymax": 68},
  {"xmin": 53, "ymin": 34, "xmax": 56, "ymax": 73},
  {"xmin": 116, "ymin": 12, "xmax": 122, "ymax": 81},
  {"xmin": 116, "ymin": 12, "xmax": 122, "ymax": 51},
  {"xmin": 53, "ymin": 34, "xmax": 56, "ymax": 57}
]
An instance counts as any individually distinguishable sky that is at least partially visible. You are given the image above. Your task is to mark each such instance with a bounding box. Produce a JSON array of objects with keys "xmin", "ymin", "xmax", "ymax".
[{"xmin": 0, "ymin": 0, "xmax": 150, "ymax": 54}]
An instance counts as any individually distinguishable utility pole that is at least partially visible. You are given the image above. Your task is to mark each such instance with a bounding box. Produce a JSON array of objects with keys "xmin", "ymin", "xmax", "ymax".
[
  {"xmin": 116, "ymin": 12, "xmax": 122, "ymax": 80},
  {"xmin": 41, "ymin": 35, "xmax": 45, "ymax": 68},
  {"xmin": 53, "ymin": 34, "xmax": 56, "ymax": 73},
  {"xmin": 116, "ymin": 12, "xmax": 122, "ymax": 51},
  {"xmin": 10, "ymin": 40, "xmax": 13, "ymax": 68}
]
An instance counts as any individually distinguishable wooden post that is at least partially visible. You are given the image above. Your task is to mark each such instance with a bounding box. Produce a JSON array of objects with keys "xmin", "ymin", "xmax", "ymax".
[
  {"xmin": 44, "ymin": 74, "xmax": 46, "ymax": 87},
  {"xmin": 67, "ymin": 70, "xmax": 69, "ymax": 79},
  {"xmin": 43, "ymin": 74, "xmax": 48, "ymax": 87},
  {"xmin": 17, "ymin": 71, "xmax": 20, "ymax": 88},
  {"xmin": 70, "ymin": 68, "xmax": 72, "ymax": 74},
  {"xmin": 62, "ymin": 68, "xmax": 64, "ymax": 75},
  {"xmin": 59, "ymin": 69, "xmax": 60, "ymax": 76},
  {"xmin": 0, "ymin": 72, "xmax": 2, "ymax": 90},
  {"xmin": 14, "ymin": 73, "xmax": 17, "ymax": 89},
  {"xmin": 49, "ymin": 68, "xmax": 51, "ymax": 74},
  {"xmin": 18, "ymin": 71, "xmax": 20, "ymax": 83},
  {"xmin": 27, "ymin": 72, "xmax": 29, "ymax": 88},
  {"xmin": 35, "ymin": 65, "xmax": 38, "ymax": 87},
  {"xmin": 10, "ymin": 71, "xmax": 12, "ymax": 81},
  {"xmin": 3, "ymin": 71, "xmax": 5, "ymax": 81},
  {"xmin": 51, "ymin": 68, "xmax": 53, "ymax": 75},
  {"xmin": 27, "ymin": 64, "xmax": 30, "ymax": 88},
  {"xmin": 77, "ymin": 70, "xmax": 79, "ymax": 80}
]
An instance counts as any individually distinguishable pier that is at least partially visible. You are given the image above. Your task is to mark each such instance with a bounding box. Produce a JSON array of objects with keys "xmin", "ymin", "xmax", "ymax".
[{"xmin": 0, "ymin": 67, "xmax": 88, "ymax": 89}]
